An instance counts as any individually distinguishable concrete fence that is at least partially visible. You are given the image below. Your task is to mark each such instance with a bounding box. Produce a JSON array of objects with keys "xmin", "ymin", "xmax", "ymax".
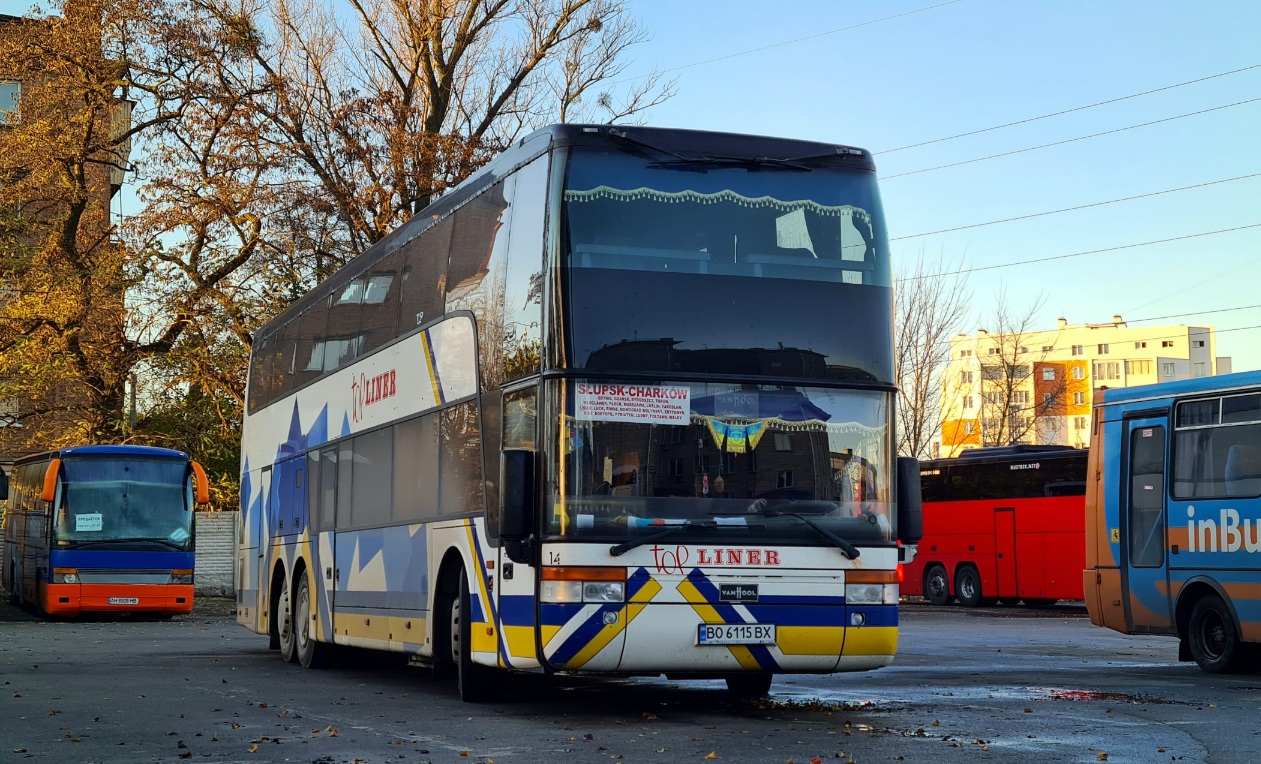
[{"xmin": 194, "ymin": 510, "xmax": 237, "ymax": 597}]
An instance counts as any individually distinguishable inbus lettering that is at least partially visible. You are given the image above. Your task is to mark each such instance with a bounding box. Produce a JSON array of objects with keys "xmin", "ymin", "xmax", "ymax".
[{"xmin": 1185, "ymin": 506, "xmax": 1261, "ymax": 554}]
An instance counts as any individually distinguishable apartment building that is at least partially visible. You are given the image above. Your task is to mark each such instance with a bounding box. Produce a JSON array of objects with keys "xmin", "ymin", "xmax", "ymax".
[{"xmin": 939, "ymin": 314, "xmax": 1229, "ymax": 456}]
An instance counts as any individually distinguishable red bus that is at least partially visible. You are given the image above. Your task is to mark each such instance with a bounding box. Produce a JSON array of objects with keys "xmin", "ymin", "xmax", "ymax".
[{"xmin": 903, "ymin": 446, "xmax": 1086, "ymax": 607}]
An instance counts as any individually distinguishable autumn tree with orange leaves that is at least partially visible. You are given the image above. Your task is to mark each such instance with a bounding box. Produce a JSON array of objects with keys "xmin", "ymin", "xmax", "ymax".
[{"xmin": 0, "ymin": 0, "xmax": 671, "ymax": 504}]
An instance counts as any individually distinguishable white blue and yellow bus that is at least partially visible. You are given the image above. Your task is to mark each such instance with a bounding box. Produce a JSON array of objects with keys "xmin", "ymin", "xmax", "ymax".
[
  {"xmin": 1086, "ymin": 370, "xmax": 1261, "ymax": 672},
  {"xmin": 237, "ymin": 125, "xmax": 923, "ymax": 700},
  {"xmin": 2, "ymin": 445, "xmax": 209, "ymax": 617}
]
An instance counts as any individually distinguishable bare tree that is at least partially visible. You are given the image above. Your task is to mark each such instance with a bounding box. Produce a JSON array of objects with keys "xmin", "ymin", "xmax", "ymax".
[
  {"xmin": 974, "ymin": 288, "xmax": 1069, "ymax": 448},
  {"xmin": 894, "ymin": 249, "xmax": 970, "ymax": 459}
]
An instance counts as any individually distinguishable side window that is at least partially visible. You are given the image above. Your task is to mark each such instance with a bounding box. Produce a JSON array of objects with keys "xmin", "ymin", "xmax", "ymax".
[
  {"xmin": 502, "ymin": 157, "xmax": 548, "ymax": 383},
  {"xmin": 398, "ymin": 216, "xmax": 452, "ymax": 332},
  {"xmin": 319, "ymin": 447, "xmax": 337, "ymax": 531},
  {"xmin": 358, "ymin": 259, "xmax": 401, "ymax": 356},
  {"xmin": 447, "ymin": 179, "xmax": 513, "ymax": 389},
  {"xmin": 439, "ymin": 401, "xmax": 483, "ymax": 515},
  {"xmin": 351, "ymin": 428, "xmax": 393, "ymax": 527},
  {"xmin": 1128, "ymin": 425, "xmax": 1166, "ymax": 567},
  {"xmin": 394, "ymin": 414, "xmax": 439, "ymax": 521}
]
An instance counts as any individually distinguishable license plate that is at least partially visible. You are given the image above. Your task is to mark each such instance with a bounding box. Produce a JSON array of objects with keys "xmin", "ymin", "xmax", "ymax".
[
  {"xmin": 108, "ymin": 597, "xmax": 140, "ymax": 605},
  {"xmin": 697, "ymin": 623, "xmax": 776, "ymax": 645}
]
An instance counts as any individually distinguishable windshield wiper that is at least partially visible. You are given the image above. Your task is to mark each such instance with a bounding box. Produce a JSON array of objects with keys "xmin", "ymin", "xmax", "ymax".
[
  {"xmin": 69, "ymin": 537, "xmax": 186, "ymax": 550},
  {"xmin": 747, "ymin": 504, "xmax": 860, "ymax": 560},
  {"xmin": 609, "ymin": 517, "xmax": 757, "ymax": 557}
]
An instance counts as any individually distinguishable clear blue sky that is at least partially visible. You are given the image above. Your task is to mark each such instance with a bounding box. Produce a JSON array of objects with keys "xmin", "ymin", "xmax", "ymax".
[
  {"xmin": 618, "ymin": 0, "xmax": 1261, "ymax": 369},
  {"xmin": 4, "ymin": 0, "xmax": 1258, "ymax": 368}
]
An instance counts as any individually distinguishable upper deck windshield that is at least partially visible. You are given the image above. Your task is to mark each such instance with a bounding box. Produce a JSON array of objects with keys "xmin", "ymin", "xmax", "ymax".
[
  {"xmin": 545, "ymin": 380, "xmax": 894, "ymax": 546},
  {"xmin": 53, "ymin": 457, "xmax": 194, "ymax": 550},
  {"xmin": 562, "ymin": 145, "xmax": 893, "ymax": 382}
]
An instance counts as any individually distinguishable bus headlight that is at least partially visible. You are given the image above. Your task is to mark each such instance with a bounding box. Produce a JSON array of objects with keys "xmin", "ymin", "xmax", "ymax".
[
  {"xmin": 53, "ymin": 568, "xmax": 79, "ymax": 584},
  {"xmin": 845, "ymin": 582, "xmax": 898, "ymax": 605},
  {"xmin": 540, "ymin": 566, "xmax": 626, "ymax": 603},
  {"xmin": 171, "ymin": 570, "xmax": 194, "ymax": 585}
]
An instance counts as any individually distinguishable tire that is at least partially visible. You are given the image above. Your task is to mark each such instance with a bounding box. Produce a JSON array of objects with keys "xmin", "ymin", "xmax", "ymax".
[
  {"xmin": 451, "ymin": 573, "xmax": 502, "ymax": 702},
  {"xmin": 1187, "ymin": 594, "xmax": 1252, "ymax": 674},
  {"xmin": 955, "ymin": 565, "xmax": 984, "ymax": 608},
  {"xmin": 277, "ymin": 575, "xmax": 297, "ymax": 663},
  {"xmin": 295, "ymin": 574, "xmax": 332, "ymax": 669},
  {"xmin": 923, "ymin": 564, "xmax": 953, "ymax": 606},
  {"xmin": 725, "ymin": 673, "xmax": 773, "ymax": 698}
]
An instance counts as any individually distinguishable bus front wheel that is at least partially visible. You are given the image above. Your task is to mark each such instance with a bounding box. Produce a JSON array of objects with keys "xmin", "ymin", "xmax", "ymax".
[
  {"xmin": 923, "ymin": 565, "xmax": 953, "ymax": 606},
  {"xmin": 954, "ymin": 565, "xmax": 984, "ymax": 608},
  {"xmin": 725, "ymin": 672, "xmax": 773, "ymax": 698},
  {"xmin": 450, "ymin": 574, "xmax": 503, "ymax": 702},
  {"xmin": 295, "ymin": 575, "xmax": 332, "ymax": 669},
  {"xmin": 1188, "ymin": 594, "xmax": 1253, "ymax": 674}
]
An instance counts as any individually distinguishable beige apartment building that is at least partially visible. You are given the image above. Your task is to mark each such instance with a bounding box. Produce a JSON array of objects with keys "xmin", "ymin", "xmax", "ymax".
[{"xmin": 938, "ymin": 315, "xmax": 1230, "ymax": 457}]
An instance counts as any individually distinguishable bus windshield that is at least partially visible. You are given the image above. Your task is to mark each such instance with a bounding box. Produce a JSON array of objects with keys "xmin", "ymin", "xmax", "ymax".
[
  {"xmin": 54, "ymin": 457, "xmax": 194, "ymax": 549},
  {"xmin": 545, "ymin": 380, "xmax": 893, "ymax": 545},
  {"xmin": 563, "ymin": 146, "xmax": 892, "ymax": 381}
]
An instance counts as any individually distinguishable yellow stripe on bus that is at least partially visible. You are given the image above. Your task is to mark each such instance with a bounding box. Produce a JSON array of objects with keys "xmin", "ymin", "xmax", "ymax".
[
  {"xmin": 422, "ymin": 331, "xmax": 443, "ymax": 403},
  {"xmin": 840, "ymin": 626, "xmax": 898, "ymax": 656},
  {"xmin": 558, "ymin": 577, "xmax": 663, "ymax": 669},
  {"xmin": 676, "ymin": 577, "xmax": 762, "ymax": 671},
  {"xmin": 776, "ymin": 626, "xmax": 845, "ymax": 656}
]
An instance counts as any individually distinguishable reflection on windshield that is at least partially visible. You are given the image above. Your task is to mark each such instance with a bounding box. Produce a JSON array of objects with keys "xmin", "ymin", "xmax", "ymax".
[
  {"xmin": 546, "ymin": 380, "xmax": 893, "ymax": 544},
  {"xmin": 55, "ymin": 457, "xmax": 194, "ymax": 548}
]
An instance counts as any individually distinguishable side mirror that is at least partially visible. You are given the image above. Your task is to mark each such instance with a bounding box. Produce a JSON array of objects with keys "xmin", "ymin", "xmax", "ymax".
[
  {"xmin": 895, "ymin": 456, "xmax": 923, "ymax": 545},
  {"xmin": 499, "ymin": 449, "xmax": 536, "ymax": 564},
  {"xmin": 42, "ymin": 458, "xmax": 61, "ymax": 503},
  {"xmin": 191, "ymin": 461, "xmax": 211, "ymax": 506},
  {"xmin": 0, "ymin": 467, "xmax": 7, "ymax": 501}
]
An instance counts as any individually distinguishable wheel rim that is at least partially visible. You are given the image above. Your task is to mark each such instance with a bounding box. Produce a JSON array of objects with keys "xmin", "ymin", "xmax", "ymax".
[
  {"xmin": 296, "ymin": 582, "xmax": 311, "ymax": 651},
  {"xmin": 450, "ymin": 594, "xmax": 463, "ymax": 665},
  {"xmin": 959, "ymin": 578, "xmax": 974, "ymax": 600},
  {"xmin": 279, "ymin": 579, "xmax": 293, "ymax": 646},
  {"xmin": 927, "ymin": 570, "xmax": 946, "ymax": 597},
  {"xmin": 1199, "ymin": 607, "xmax": 1228, "ymax": 660}
]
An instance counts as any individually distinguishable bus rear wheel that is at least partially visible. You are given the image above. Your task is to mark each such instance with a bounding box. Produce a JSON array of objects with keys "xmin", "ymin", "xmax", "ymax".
[
  {"xmin": 295, "ymin": 575, "xmax": 332, "ymax": 669},
  {"xmin": 1188, "ymin": 594, "xmax": 1253, "ymax": 674},
  {"xmin": 954, "ymin": 565, "xmax": 984, "ymax": 608},
  {"xmin": 277, "ymin": 576, "xmax": 297, "ymax": 663},
  {"xmin": 923, "ymin": 564, "xmax": 953, "ymax": 606},
  {"xmin": 450, "ymin": 573, "xmax": 503, "ymax": 702}
]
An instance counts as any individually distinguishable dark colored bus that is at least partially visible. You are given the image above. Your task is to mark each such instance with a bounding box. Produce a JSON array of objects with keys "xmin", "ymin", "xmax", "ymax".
[{"xmin": 905, "ymin": 446, "xmax": 1086, "ymax": 607}]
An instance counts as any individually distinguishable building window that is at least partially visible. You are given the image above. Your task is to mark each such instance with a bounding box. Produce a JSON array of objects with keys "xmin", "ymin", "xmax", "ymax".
[
  {"xmin": 1072, "ymin": 366, "xmax": 1085, "ymax": 380},
  {"xmin": 1073, "ymin": 392, "xmax": 1086, "ymax": 406},
  {"xmin": 960, "ymin": 370, "xmax": 974, "ymax": 384},
  {"xmin": 1011, "ymin": 391, "xmax": 1029, "ymax": 404},
  {"xmin": 1192, "ymin": 340, "xmax": 1206, "ymax": 348},
  {"xmin": 1042, "ymin": 392, "xmax": 1054, "ymax": 409},
  {"xmin": 959, "ymin": 349, "xmax": 972, "ymax": 358},
  {"xmin": 987, "ymin": 347, "xmax": 998, "ymax": 355},
  {"xmin": 1071, "ymin": 345, "xmax": 1083, "ymax": 356},
  {"xmin": 776, "ymin": 470, "xmax": 794, "ymax": 489},
  {"xmin": 0, "ymin": 81, "xmax": 19, "ymax": 125},
  {"xmin": 963, "ymin": 395, "xmax": 974, "ymax": 410},
  {"xmin": 1125, "ymin": 360, "xmax": 1152, "ymax": 375},
  {"xmin": 666, "ymin": 458, "xmax": 683, "ymax": 476},
  {"xmin": 1093, "ymin": 361, "xmax": 1120, "ymax": 380},
  {"xmin": 720, "ymin": 451, "xmax": 737, "ymax": 474},
  {"xmin": 1193, "ymin": 362, "xmax": 1207, "ymax": 377},
  {"xmin": 963, "ymin": 421, "xmax": 975, "ymax": 435},
  {"xmin": 1019, "ymin": 346, "xmax": 1029, "ymax": 354},
  {"xmin": 773, "ymin": 433, "xmax": 791, "ymax": 452},
  {"xmin": 1074, "ymin": 416, "xmax": 1088, "ymax": 430},
  {"xmin": 1161, "ymin": 362, "xmax": 1176, "ymax": 376},
  {"xmin": 1097, "ymin": 344, "xmax": 1110, "ymax": 355},
  {"xmin": 1042, "ymin": 367, "xmax": 1056, "ymax": 381},
  {"xmin": 1162, "ymin": 340, "xmax": 1174, "ymax": 348},
  {"xmin": 1042, "ymin": 345, "xmax": 1053, "ymax": 352},
  {"xmin": 1135, "ymin": 341, "xmax": 1147, "ymax": 349}
]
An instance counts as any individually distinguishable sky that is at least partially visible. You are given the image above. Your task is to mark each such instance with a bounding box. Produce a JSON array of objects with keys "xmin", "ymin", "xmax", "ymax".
[{"xmin": 2, "ymin": 0, "xmax": 1258, "ymax": 368}]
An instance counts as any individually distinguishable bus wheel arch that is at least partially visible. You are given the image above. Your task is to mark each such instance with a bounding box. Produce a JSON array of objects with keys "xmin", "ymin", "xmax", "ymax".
[
  {"xmin": 923, "ymin": 563, "xmax": 953, "ymax": 606},
  {"xmin": 431, "ymin": 550, "xmax": 466, "ymax": 679},
  {"xmin": 1177, "ymin": 581, "xmax": 1253, "ymax": 673}
]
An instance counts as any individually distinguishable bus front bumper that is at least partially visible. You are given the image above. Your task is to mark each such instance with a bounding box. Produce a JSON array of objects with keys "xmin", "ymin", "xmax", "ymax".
[{"xmin": 43, "ymin": 583, "xmax": 195, "ymax": 617}]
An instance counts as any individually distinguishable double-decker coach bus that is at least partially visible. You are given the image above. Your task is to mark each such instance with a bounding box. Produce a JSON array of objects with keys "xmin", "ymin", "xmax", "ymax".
[
  {"xmin": 2, "ymin": 445, "xmax": 210, "ymax": 617},
  {"xmin": 904, "ymin": 446, "xmax": 1086, "ymax": 607},
  {"xmin": 1086, "ymin": 370, "xmax": 1261, "ymax": 673},
  {"xmin": 237, "ymin": 124, "xmax": 923, "ymax": 701}
]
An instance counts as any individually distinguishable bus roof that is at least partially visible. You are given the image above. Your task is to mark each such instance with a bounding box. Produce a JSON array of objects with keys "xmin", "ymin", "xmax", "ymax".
[
  {"xmin": 1096, "ymin": 369, "xmax": 1261, "ymax": 408},
  {"xmin": 254, "ymin": 124, "xmax": 877, "ymax": 344},
  {"xmin": 15, "ymin": 445, "xmax": 190, "ymax": 465},
  {"xmin": 921, "ymin": 445, "xmax": 1086, "ymax": 470}
]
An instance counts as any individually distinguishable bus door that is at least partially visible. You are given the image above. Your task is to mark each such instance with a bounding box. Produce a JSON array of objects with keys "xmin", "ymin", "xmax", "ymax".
[
  {"xmin": 255, "ymin": 466, "xmax": 273, "ymax": 610},
  {"xmin": 495, "ymin": 386, "xmax": 541, "ymax": 669},
  {"xmin": 1122, "ymin": 418, "xmax": 1172, "ymax": 631},
  {"xmin": 994, "ymin": 507, "xmax": 1017, "ymax": 599}
]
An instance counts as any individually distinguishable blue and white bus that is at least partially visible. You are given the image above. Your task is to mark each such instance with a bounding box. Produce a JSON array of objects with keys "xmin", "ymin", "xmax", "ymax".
[
  {"xmin": 237, "ymin": 124, "xmax": 922, "ymax": 700},
  {"xmin": 3, "ymin": 445, "xmax": 209, "ymax": 617},
  {"xmin": 1086, "ymin": 370, "xmax": 1261, "ymax": 672}
]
